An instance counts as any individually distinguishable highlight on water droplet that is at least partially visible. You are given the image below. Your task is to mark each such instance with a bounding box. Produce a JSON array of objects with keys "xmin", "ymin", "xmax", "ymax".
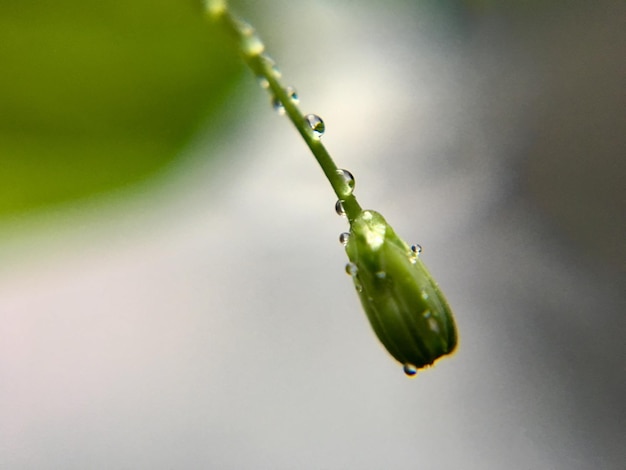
[
  {"xmin": 305, "ymin": 114, "xmax": 325, "ymax": 137},
  {"xmin": 335, "ymin": 200, "xmax": 346, "ymax": 217},
  {"xmin": 339, "ymin": 232, "xmax": 350, "ymax": 246},
  {"xmin": 272, "ymin": 96, "xmax": 285, "ymax": 115},
  {"xmin": 403, "ymin": 363, "xmax": 418, "ymax": 377},
  {"xmin": 336, "ymin": 169, "xmax": 355, "ymax": 196},
  {"xmin": 286, "ymin": 86, "xmax": 299, "ymax": 104},
  {"xmin": 428, "ymin": 317, "xmax": 440, "ymax": 334}
]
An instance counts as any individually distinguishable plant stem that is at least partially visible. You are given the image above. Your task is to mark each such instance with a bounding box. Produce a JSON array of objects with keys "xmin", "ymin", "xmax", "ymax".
[{"xmin": 208, "ymin": 2, "xmax": 363, "ymax": 222}]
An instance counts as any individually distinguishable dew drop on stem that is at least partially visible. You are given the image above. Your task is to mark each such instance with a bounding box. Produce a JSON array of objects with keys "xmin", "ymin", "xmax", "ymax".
[
  {"xmin": 286, "ymin": 86, "xmax": 299, "ymax": 104},
  {"xmin": 305, "ymin": 114, "xmax": 325, "ymax": 137},
  {"xmin": 335, "ymin": 200, "xmax": 346, "ymax": 217},
  {"xmin": 337, "ymin": 169, "xmax": 355, "ymax": 197},
  {"xmin": 272, "ymin": 96, "xmax": 285, "ymax": 115},
  {"xmin": 259, "ymin": 54, "xmax": 281, "ymax": 80},
  {"xmin": 257, "ymin": 76, "xmax": 269, "ymax": 89}
]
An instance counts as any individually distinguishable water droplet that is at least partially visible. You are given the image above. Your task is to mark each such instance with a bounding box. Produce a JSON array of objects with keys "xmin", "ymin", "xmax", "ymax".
[
  {"xmin": 235, "ymin": 18, "xmax": 255, "ymax": 36},
  {"xmin": 409, "ymin": 244, "xmax": 422, "ymax": 264},
  {"xmin": 375, "ymin": 271, "xmax": 387, "ymax": 279},
  {"xmin": 272, "ymin": 96, "xmax": 285, "ymax": 115},
  {"xmin": 403, "ymin": 363, "xmax": 418, "ymax": 377},
  {"xmin": 428, "ymin": 317, "xmax": 440, "ymax": 334},
  {"xmin": 257, "ymin": 76, "xmax": 269, "ymax": 89},
  {"xmin": 335, "ymin": 200, "xmax": 346, "ymax": 217},
  {"xmin": 422, "ymin": 309, "xmax": 432, "ymax": 318},
  {"xmin": 260, "ymin": 54, "xmax": 281, "ymax": 79},
  {"xmin": 286, "ymin": 86, "xmax": 299, "ymax": 104},
  {"xmin": 411, "ymin": 244, "xmax": 422, "ymax": 255},
  {"xmin": 241, "ymin": 31, "xmax": 265, "ymax": 56},
  {"xmin": 337, "ymin": 169, "xmax": 355, "ymax": 196},
  {"xmin": 345, "ymin": 263, "xmax": 362, "ymax": 291},
  {"xmin": 345, "ymin": 262, "xmax": 358, "ymax": 276},
  {"xmin": 305, "ymin": 114, "xmax": 325, "ymax": 137},
  {"xmin": 270, "ymin": 63, "xmax": 282, "ymax": 79},
  {"xmin": 207, "ymin": 0, "xmax": 226, "ymax": 18},
  {"xmin": 339, "ymin": 232, "xmax": 350, "ymax": 246},
  {"xmin": 421, "ymin": 290, "xmax": 430, "ymax": 301}
]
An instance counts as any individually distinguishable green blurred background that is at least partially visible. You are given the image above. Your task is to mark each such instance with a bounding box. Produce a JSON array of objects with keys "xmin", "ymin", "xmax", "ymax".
[{"xmin": 0, "ymin": 0, "xmax": 240, "ymax": 218}]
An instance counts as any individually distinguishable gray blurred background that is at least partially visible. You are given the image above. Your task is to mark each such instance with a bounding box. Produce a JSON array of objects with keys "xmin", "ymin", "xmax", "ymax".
[{"xmin": 1, "ymin": 0, "xmax": 625, "ymax": 468}]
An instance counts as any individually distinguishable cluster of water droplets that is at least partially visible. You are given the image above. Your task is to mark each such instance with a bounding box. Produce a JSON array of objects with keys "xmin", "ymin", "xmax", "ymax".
[
  {"xmin": 266, "ymin": 81, "xmax": 325, "ymax": 137},
  {"xmin": 334, "ymin": 168, "xmax": 355, "ymax": 222},
  {"xmin": 256, "ymin": 56, "xmax": 327, "ymax": 141}
]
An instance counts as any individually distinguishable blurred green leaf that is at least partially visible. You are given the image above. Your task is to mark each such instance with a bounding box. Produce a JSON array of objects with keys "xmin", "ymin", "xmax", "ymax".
[{"xmin": 0, "ymin": 0, "xmax": 241, "ymax": 218}]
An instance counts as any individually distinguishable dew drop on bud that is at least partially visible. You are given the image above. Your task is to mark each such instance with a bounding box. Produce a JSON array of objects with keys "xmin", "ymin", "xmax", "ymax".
[
  {"xmin": 345, "ymin": 262, "xmax": 358, "ymax": 276},
  {"xmin": 286, "ymin": 86, "xmax": 299, "ymax": 104},
  {"xmin": 305, "ymin": 114, "xmax": 325, "ymax": 137},
  {"xmin": 339, "ymin": 232, "xmax": 350, "ymax": 246},
  {"xmin": 335, "ymin": 200, "xmax": 346, "ymax": 217},
  {"xmin": 409, "ymin": 244, "xmax": 422, "ymax": 264},
  {"xmin": 337, "ymin": 169, "xmax": 355, "ymax": 196},
  {"xmin": 403, "ymin": 363, "xmax": 418, "ymax": 377},
  {"xmin": 346, "ymin": 263, "xmax": 363, "ymax": 292}
]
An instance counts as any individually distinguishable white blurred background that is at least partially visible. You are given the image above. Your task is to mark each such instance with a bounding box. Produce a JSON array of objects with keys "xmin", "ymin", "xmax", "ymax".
[{"xmin": 1, "ymin": 0, "xmax": 624, "ymax": 468}]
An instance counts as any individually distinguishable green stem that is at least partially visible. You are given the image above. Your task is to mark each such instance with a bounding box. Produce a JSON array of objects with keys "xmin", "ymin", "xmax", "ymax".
[{"xmin": 208, "ymin": 2, "xmax": 363, "ymax": 222}]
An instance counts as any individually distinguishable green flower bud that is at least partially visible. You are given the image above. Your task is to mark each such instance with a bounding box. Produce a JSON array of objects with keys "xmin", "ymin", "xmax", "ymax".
[{"xmin": 345, "ymin": 210, "xmax": 457, "ymax": 375}]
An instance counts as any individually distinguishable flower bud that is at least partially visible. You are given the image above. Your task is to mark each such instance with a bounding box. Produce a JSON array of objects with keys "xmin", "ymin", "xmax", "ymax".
[{"xmin": 345, "ymin": 210, "xmax": 457, "ymax": 373}]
